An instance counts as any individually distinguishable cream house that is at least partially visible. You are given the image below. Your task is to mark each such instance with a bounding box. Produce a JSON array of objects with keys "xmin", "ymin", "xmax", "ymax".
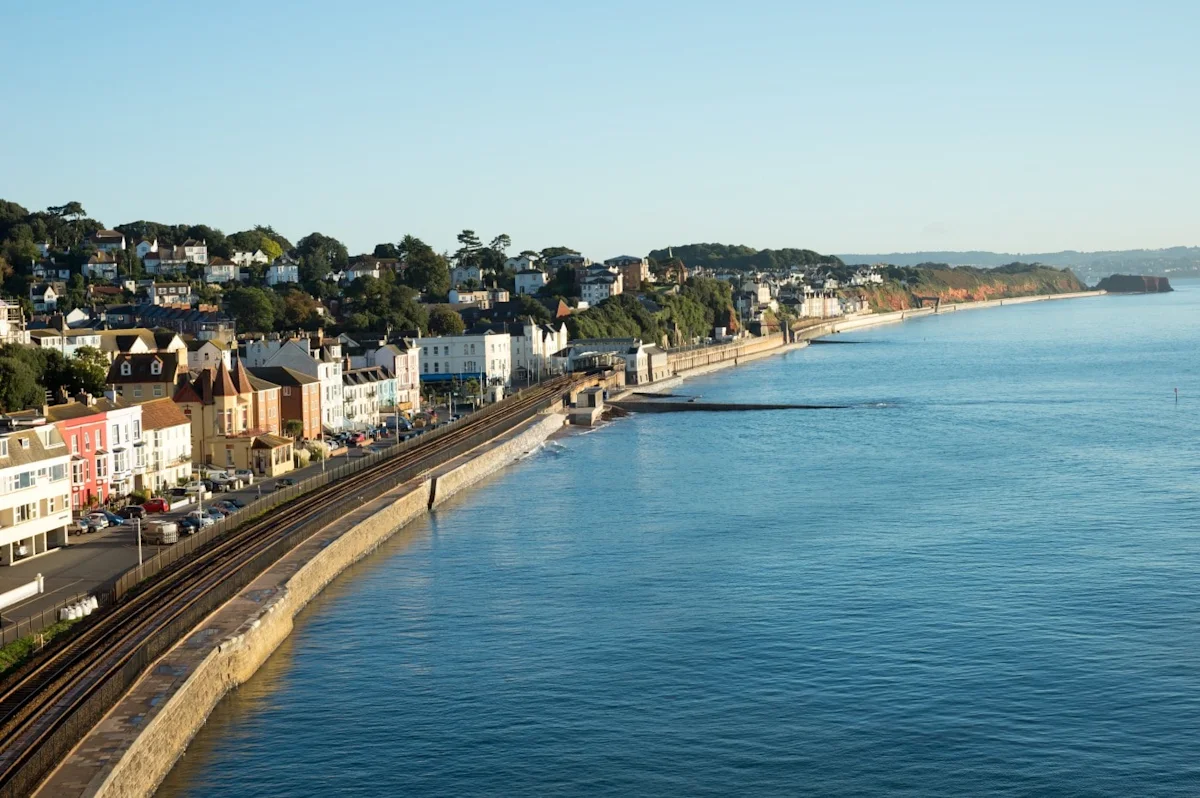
[{"xmin": 0, "ymin": 424, "xmax": 72, "ymax": 565}]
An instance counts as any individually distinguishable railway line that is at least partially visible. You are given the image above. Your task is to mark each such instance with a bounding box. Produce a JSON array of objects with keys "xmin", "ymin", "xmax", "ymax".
[{"xmin": 0, "ymin": 374, "xmax": 577, "ymax": 798}]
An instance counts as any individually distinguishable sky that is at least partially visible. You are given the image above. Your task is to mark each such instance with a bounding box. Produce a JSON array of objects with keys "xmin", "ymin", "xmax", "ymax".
[{"xmin": 2, "ymin": 1, "xmax": 1197, "ymax": 258}]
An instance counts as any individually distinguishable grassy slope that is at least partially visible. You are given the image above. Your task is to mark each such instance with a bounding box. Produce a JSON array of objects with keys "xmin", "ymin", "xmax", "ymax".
[{"xmin": 855, "ymin": 266, "xmax": 1087, "ymax": 311}]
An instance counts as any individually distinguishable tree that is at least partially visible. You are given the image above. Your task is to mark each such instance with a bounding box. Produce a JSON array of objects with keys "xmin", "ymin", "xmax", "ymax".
[
  {"xmin": 427, "ymin": 305, "xmax": 466, "ymax": 336},
  {"xmin": 0, "ymin": 357, "xmax": 43, "ymax": 411},
  {"xmin": 512, "ymin": 294, "xmax": 552, "ymax": 324},
  {"xmin": 62, "ymin": 274, "xmax": 87, "ymax": 313},
  {"xmin": 224, "ymin": 286, "xmax": 277, "ymax": 333},
  {"xmin": 401, "ymin": 236, "xmax": 450, "ymax": 298},
  {"xmin": 489, "ymin": 234, "xmax": 511, "ymax": 254},
  {"xmin": 69, "ymin": 346, "xmax": 108, "ymax": 396},
  {"xmin": 540, "ymin": 246, "xmax": 579, "ymax": 261},
  {"xmin": 284, "ymin": 419, "xmax": 304, "ymax": 439},
  {"xmin": 280, "ymin": 288, "xmax": 319, "ymax": 328},
  {"xmin": 373, "ymin": 243, "xmax": 400, "ymax": 258}
]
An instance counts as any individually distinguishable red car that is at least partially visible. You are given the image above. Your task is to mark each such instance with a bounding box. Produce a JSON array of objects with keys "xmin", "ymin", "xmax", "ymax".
[{"xmin": 142, "ymin": 497, "xmax": 170, "ymax": 513}]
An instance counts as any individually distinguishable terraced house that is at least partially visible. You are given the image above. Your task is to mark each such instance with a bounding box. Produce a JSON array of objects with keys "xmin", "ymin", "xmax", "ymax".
[{"xmin": 0, "ymin": 421, "xmax": 72, "ymax": 566}]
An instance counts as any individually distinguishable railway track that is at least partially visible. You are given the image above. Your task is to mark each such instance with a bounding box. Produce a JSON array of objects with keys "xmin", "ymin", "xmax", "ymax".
[{"xmin": 0, "ymin": 375, "xmax": 576, "ymax": 798}]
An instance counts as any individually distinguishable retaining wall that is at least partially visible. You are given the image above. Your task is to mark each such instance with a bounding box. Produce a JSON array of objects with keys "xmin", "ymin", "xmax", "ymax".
[
  {"xmin": 666, "ymin": 333, "xmax": 785, "ymax": 375},
  {"xmin": 430, "ymin": 413, "xmax": 565, "ymax": 508}
]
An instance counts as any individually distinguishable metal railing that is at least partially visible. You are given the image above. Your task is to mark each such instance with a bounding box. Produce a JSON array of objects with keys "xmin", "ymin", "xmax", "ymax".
[{"xmin": 0, "ymin": 591, "xmax": 103, "ymax": 649}]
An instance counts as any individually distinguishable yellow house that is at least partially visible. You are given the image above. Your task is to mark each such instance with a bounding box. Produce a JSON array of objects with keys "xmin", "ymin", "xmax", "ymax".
[
  {"xmin": 172, "ymin": 360, "xmax": 294, "ymax": 477},
  {"xmin": 105, "ymin": 351, "xmax": 188, "ymax": 403}
]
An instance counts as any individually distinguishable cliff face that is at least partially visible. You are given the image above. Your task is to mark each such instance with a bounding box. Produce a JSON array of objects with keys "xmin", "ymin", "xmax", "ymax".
[
  {"xmin": 856, "ymin": 266, "xmax": 1088, "ymax": 311},
  {"xmin": 1095, "ymin": 274, "xmax": 1173, "ymax": 293}
]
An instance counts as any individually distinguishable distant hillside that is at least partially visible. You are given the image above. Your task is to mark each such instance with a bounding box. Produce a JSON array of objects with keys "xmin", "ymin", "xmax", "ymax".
[
  {"xmin": 836, "ymin": 247, "xmax": 1200, "ymax": 283},
  {"xmin": 860, "ymin": 264, "xmax": 1087, "ymax": 311},
  {"xmin": 648, "ymin": 243, "xmax": 842, "ymax": 272}
]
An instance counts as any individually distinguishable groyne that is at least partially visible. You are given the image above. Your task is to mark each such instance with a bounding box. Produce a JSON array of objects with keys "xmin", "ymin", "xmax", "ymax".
[{"xmin": 36, "ymin": 413, "xmax": 567, "ymax": 798}]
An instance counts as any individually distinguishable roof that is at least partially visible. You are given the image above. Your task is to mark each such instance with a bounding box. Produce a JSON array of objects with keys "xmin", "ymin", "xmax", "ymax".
[
  {"xmin": 207, "ymin": 256, "xmax": 234, "ymax": 266},
  {"xmin": 211, "ymin": 361, "xmax": 239, "ymax": 397},
  {"xmin": 0, "ymin": 426, "xmax": 68, "ymax": 468},
  {"xmin": 247, "ymin": 374, "xmax": 278, "ymax": 392},
  {"xmin": 91, "ymin": 230, "xmax": 124, "ymax": 241},
  {"xmin": 139, "ymin": 397, "xmax": 190, "ymax": 431},
  {"xmin": 249, "ymin": 366, "xmax": 319, "ymax": 387},
  {"xmin": 105, "ymin": 352, "xmax": 182, "ymax": 385},
  {"xmin": 186, "ymin": 338, "xmax": 229, "ymax": 351},
  {"xmin": 44, "ymin": 399, "xmax": 124, "ymax": 422},
  {"xmin": 251, "ymin": 434, "xmax": 292, "ymax": 449}
]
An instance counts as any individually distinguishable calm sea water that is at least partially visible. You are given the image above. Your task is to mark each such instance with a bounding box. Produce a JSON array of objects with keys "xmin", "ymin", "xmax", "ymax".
[{"xmin": 160, "ymin": 286, "xmax": 1200, "ymax": 797}]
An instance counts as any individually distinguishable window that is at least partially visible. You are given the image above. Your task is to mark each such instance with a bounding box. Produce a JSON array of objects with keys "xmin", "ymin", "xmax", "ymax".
[
  {"xmin": 433, "ymin": 346, "xmax": 439, "ymax": 356},
  {"xmin": 72, "ymin": 462, "xmax": 84, "ymax": 485},
  {"xmin": 153, "ymin": 385, "xmax": 164, "ymax": 397},
  {"xmin": 134, "ymin": 386, "xmax": 143, "ymax": 398},
  {"xmin": 283, "ymin": 386, "xmax": 291, "ymax": 397},
  {"xmin": 150, "ymin": 360, "xmax": 162, "ymax": 375},
  {"xmin": 120, "ymin": 361, "xmax": 131, "ymax": 376},
  {"xmin": 423, "ymin": 363, "xmax": 428, "ymax": 373},
  {"xmin": 51, "ymin": 464, "xmax": 66, "ymax": 482},
  {"xmin": 95, "ymin": 457, "xmax": 105, "ymax": 479},
  {"xmin": 0, "ymin": 439, "xmax": 6, "ymax": 458},
  {"xmin": 84, "ymin": 431, "xmax": 90, "ymax": 450},
  {"xmin": 133, "ymin": 420, "xmax": 141, "ymax": 439},
  {"xmin": 16, "ymin": 503, "xmax": 37, "ymax": 523},
  {"xmin": 111, "ymin": 424, "xmax": 120, "ymax": 445},
  {"xmin": 72, "ymin": 435, "xmax": 79, "ymax": 455},
  {"xmin": 433, "ymin": 362, "xmax": 439, "ymax": 373}
]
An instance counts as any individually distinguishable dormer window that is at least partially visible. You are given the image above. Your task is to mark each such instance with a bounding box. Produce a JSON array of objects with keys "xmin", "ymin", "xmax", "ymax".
[
  {"xmin": 120, "ymin": 362, "xmax": 132, "ymax": 376},
  {"xmin": 150, "ymin": 360, "xmax": 162, "ymax": 376}
]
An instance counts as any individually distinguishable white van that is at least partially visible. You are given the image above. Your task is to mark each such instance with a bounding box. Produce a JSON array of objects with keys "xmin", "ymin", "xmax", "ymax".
[{"xmin": 141, "ymin": 521, "xmax": 179, "ymax": 545}]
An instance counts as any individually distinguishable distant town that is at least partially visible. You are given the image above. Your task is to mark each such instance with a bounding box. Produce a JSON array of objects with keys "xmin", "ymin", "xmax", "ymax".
[{"xmin": 0, "ymin": 199, "xmax": 1090, "ymax": 567}]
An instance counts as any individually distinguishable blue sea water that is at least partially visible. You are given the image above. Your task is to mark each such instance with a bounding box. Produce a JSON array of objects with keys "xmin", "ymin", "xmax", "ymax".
[{"xmin": 160, "ymin": 286, "xmax": 1200, "ymax": 797}]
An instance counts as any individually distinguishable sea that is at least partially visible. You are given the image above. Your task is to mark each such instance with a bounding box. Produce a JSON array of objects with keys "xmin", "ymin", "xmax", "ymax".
[{"xmin": 160, "ymin": 284, "xmax": 1200, "ymax": 797}]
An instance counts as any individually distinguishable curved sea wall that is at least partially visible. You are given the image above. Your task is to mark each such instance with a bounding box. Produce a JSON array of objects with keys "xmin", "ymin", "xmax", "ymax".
[{"xmin": 37, "ymin": 414, "xmax": 567, "ymax": 798}]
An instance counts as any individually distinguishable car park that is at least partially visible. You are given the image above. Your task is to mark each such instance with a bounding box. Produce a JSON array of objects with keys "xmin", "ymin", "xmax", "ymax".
[{"xmin": 142, "ymin": 497, "xmax": 170, "ymax": 513}]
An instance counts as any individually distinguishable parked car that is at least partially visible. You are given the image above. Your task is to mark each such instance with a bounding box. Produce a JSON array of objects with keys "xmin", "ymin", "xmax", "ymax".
[
  {"xmin": 71, "ymin": 518, "xmax": 92, "ymax": 535},
  {"xmin": 100, "ymin": 510, "xmax": 126, "ymax": 526},
  {"xmin": 276, "ymin": 477, "xmax": 298, "ymax": 489},
  {"xmin": 141, "ymin": 521, "xmax": 179, "ymax": 545},
  {"xmin": 183, "ymin": 481, "xmax": 208, "ymax": 496},
  {"xmin": 210, "ymin": 474, "xmax": 242, "ymax": 492},
  {"xmin": 212, "ymin": 501, "xmax": 240, "ymax": 514},
  {"xmin": 85, "ymin": 512, "xmax": 110, "ymax": 530},
  {"xmin": 185, "ymin": 510, "xmax": 215, "ymax": 528},
  {"xmin": 234, "ymin": 469, "xmax": 254, "ymax": 485},
  {"xmin": 221, "ymin": 496, "xmax": 247, "ymax": 509},
  {"xmin": 117, "ymin": 505, "xmax": 146, "ymax": 520},
  {"xmin": 178, "ymin": 517, "xmax": 201, "ymax": 534},
  {"xmin": 142, "ymin": 497, "xmax": 170, "ymax": 513},
  {"xmin": 206, "ymin": 506, "xmax": 230, "ymax": 519},
  {"xmin": 168, "ymin": 487, "xmax": 188, "ymax": 499}
]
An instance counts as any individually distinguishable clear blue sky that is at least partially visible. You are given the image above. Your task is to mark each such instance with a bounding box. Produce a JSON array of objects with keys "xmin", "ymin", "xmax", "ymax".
[{"xmin": 2, "ymin": 1, "xmax": 1196, "ymax": 258}]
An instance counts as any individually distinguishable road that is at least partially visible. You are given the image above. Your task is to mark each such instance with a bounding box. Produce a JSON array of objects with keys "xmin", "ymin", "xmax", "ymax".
[{"xmin": 0, "ymin": 437, "xmax": 400, "ymax": 631}]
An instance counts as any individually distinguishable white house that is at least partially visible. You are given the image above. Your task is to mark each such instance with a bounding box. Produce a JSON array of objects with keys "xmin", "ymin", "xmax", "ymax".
[
  {"xmin": 580, "ymin": 270, "xmax": 623, "ymax": 306},
  {"xmin": 0, "ymin": 299, "xmax": 29, "ymax": 345},
  {"xmin": 504, "ymin": 254, "xmax": 539, "ymax": 271},
  {"xmin": 204, "ymin": 257, "xmax": 241, "ymax": 283},
  {"xmin": 27, "ymin": 327, "xmax": 102, "ymax": 358},
  {"xmin": 231, "ymin": 249, "xmax": 269, "ymax": 267},
  {"xmin": 243, "ymin": 335, "xmax": 345, "ymax": 431},
  {"xmin": 511, "ymin": 321, "xmax": 568, "ymax": 382},
  {"xmin": 0, "ymin": 424, "xmax": 72, "ymax": 565},
  {"xmin": 343, "ymin": 263, "xmax": 380, "ymax": 284},
  {"xmin": 82, "ymin": 252, "xmax": 120, "ymax": 281},
  {"xmin": 849, "ymin": 268, "xmax": 884, "ymax": 286},
  {"xmin": 136, "ymin": 398, "xmax": 192, "ymax": 494},
  {"xmin": 104, "ymin": 403, "xmax": 145, "ymax": 497},
  {"xmin": 186, "ymin": 338, "xmax": 233, "ymax": 372},
  {"xmin": 450, "ymin": 264, "xmax": 483, "ymax": 286},
  {"xmin": 416, "ymin": 330, "xmax": 511, "ymax": 388},
  {"xmin": 182, "ymin": 239, "xmax": 208, "ymax": 265},
  {"xmin": 135, "ymin": 238, "xmax": 158, "ymax": 260},
  {"xmin": 265, "ymin": 257, "xmax": 300, "ymax": 286},
  {"xmin": 90, "ymin": 230, "xmax": 126, "ymax": 252},
  {"xmin": 143, "ymin": 246, "xmax": 189, "ymax": 276},
  {"xmin": 514, "ymin": 269, "xmax": 548, "ymax": 296},
  {"xmin": 365, "ymin": 340, "xmax": 421, "ymax": 415},
  {"xmin": 342, "ymin": 366, "xmax": 396, "ymax": 430},
  {"xmin": 29, "ymin": 283, "xmax": 61, "ymax": 313}
]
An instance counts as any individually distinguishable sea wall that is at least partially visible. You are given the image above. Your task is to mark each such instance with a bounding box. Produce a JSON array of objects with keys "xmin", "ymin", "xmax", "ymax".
[
  {"xmin": 42, "ymin": 414, "xmax": 568, "ymax": 798},
  {"xmin": 430, "ymin": 413, "xmax": 565, "ymax": 508},
  {"xmin": 667, "ymin": 333, "xmax": 786, "ymax": 375}
]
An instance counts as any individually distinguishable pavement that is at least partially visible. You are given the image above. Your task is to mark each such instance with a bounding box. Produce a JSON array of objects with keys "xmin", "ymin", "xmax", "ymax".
[{"xmin": 0, "ymin": 434, "xmax": 404, "ymax": 630}]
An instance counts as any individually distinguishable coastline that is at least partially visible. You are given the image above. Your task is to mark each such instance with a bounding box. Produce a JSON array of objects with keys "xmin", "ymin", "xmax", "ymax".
[{"xmin": 31, "ymin": 287, "xmax": 1107, "ymax": 797}]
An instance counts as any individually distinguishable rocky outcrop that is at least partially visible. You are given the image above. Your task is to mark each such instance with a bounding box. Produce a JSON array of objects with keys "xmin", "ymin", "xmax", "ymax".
[{"xmin": 1095, "ymin": 274, "xmax": 1173, "ymax": 293}]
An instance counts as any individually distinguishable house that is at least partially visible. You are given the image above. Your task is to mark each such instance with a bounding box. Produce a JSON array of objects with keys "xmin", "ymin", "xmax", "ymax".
[
  {"xmin": 172, "ymin": 360, "xmax": 294, "ymax": 476},
  {"xmin": 89, "ymin": 230, "xmax": 126, "ymax": 252},
  {"xmin": 102, "ymin": 402, "xmax": 145, "ymax": 498},
  {"xmin": 203, "ymin": 257, "xmax": 241, "ymax": 284},
  {"xmin": 342, "ymin": 262, "xmax": 380, "ymax": 284},
  {"xmin": 605, "ymin": 255, "xmax": 651, "ymax": 290},
  {"xmin": 544, "ymin": 253, "xmax": 591, "ymax": 272},
  {"xmin": 0, "ymin": 299, "xmax": 29, "ymax": 345},
  {"xmin": 0, "ymin": 421, "xmax": 72, "ymax": 565},
  {"xmin": 557, "ymin": 338, "xmax": 669, "ymax": 384},
  {"xmin": 33, "ymin": 260, "xmax": 71, "ymax": 281},
  {"xmin": 181, "ymin": 239, "xmax": 208, "ymax": 265},
  {"xmin": 136, "ymin": 397, "xmax": 193, "ymax": 494},
  {"xmin": 798, "ymin": 288, "xmax": 842, "ymax": 319},
  {"xmin": 265, "ymin": 256, "xmax": 300, "ymax": 286},
  {"xmin": 359, "ymin": 339, "xmax": 421, "ymax": 416},
  {"xmin": 82, "ymin": 251, "xmax": 120, "ymax": 281},
  {"xmin": 450, "ymin": 264, "xmax": 483, "ymax": 286},
  {"xmin": 504, "ymin": 254, "xmax": 539, "ymax": 272},
  {"xmin": 105, "ymin": 352, "xmax": 187, "ymax": 403},
  {"xmin": 231, "ymin": 249, "xmax": 269, "ymax": 267},
  {"xmin": 448, "ymin": 289, "xmax": 490, "ymax": 307},
  {"xmin": 46, "ymin": 397, "xmax": 116, "ymax": 511},
  {"xmin": 342, "ymin": 366, "xmax": 395, "ymax": 430},
  {"xmin": 186, "ymin": 338, "xmax": 233, "ymax": 372},
  {"xmin": 416, "ymin": 329, "xmax": 511, "ymax": 388},
  {"xmin": 97, "ymin": 328, "xmax": 187, "ymax": 362},
  {"xmin": 135, "ymin": 239, "xmax": 158, "ymax": 260},
  {"xmin": 243, "ymin": 332, "xmax": 344, "ymax": 431},
  {"xmin": 128, "ymin": 306, "xmax": 234, "ymax": 341},
  {"xmin": 143, "ymin": 246, "xmax": 189, "ymax": 276},
  {"xmin": 580, "ymin": 269, "xmax": 623, "ymax": 306},
  {"xmin": 510, "ymin": 320, "xmax": 568, "ymax": 382},
  {"xmin": 514, "ymin": 269, "xmax": 548, "ymax": 296},
  {"xmin": 29, "ymin": 282, "xmax": 62, "ymax": 313},
  {"xmin": 249, "ymin": 367, "xmax": 322, "ymax": 440},
  {"xmin": 147, "ymin": 281, "xmax": 196, "ymax": 307},
  {"xmin": 87, "ymin": 284, "xmax": 124, "ymax": 304},
  {"xmin": 849, "ymin": 268, "xmax": 884, "ymax": 286},
  {"xmin": 27, "ymin": 326, "xmax": 102, "ymax": 358}
]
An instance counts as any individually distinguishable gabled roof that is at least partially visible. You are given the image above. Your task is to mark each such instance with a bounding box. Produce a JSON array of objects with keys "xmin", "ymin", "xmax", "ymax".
[
  {"xmin": 139, "ymin": 397, "xmax": 190, "ymax": 431},
  {"xmin": 251, "ymin": 434, "xmax": 291, "ymax": 449},
  {"xmin": 249, "ymin": 366, "xmax": 320, "ymax": 387},
  {"xmin": 211, "ymin": 361, "xmax": 239, "ymax": 397},
  {"xmin": 106, "ymin": 352, "xmax": 182, "ymax": 384}
]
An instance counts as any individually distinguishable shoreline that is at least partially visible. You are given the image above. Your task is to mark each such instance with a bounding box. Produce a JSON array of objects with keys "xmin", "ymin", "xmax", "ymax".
[{"xmin": 31, "ymin": 287, "xmax": 1106, "ymax": 797}]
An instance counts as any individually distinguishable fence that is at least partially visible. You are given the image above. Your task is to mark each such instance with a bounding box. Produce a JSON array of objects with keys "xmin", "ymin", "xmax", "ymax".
[{"xmin": 0, "ymin": 590, "xmax": 100, "ymax": 648}]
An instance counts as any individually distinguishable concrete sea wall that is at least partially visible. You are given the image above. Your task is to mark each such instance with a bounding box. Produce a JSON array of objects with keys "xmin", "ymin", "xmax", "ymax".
[{"xmin": 41, "ymin": 414, "xmax": 567, "ymax": 798}]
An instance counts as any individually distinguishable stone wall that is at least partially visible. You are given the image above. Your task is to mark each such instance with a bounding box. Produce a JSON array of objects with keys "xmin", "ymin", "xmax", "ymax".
[{"xmin": 430, "ymin": 413, "xmax": 565, "ymax": 508}]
